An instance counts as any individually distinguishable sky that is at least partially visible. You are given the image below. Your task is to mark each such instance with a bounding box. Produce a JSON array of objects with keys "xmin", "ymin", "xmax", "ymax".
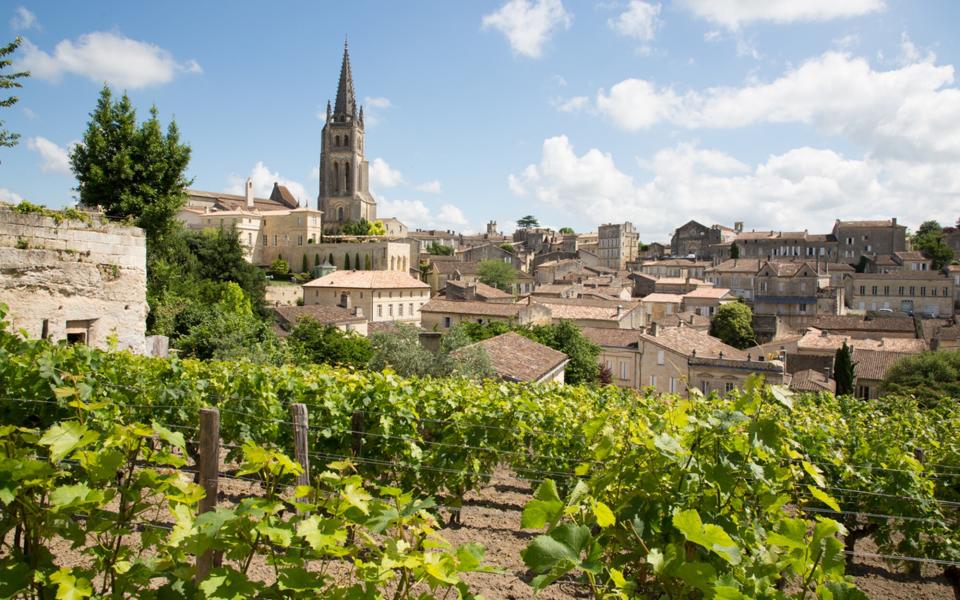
[{"xmin": 2, "ymin": 0, "xmax": 960, "ymax": 241}]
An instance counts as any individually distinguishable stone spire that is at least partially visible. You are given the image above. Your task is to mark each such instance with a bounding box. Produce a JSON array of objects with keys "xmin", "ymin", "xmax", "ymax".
[{"xmin": 333, "ymin": 38, "xmax": 356, "ymax": 118}]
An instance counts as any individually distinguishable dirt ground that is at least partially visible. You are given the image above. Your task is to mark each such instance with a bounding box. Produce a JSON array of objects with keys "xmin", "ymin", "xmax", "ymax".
[{"xmin": 6, "ymin": 466, "xmax": 956, "ymax": 599}]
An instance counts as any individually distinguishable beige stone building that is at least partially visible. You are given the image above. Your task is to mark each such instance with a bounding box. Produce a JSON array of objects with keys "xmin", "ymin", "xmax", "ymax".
[
  {"xmin": 420, "ymin": 298, "xmax": 551, "ymax": 331},
  {"xmin": 704, "ymin": 259, "xmax": 763, "ymax": 300},
  {"xmin": 641, "ymin": 293, "xmax": 684, "ymax": 323},
  {"xmin": 0, "ymin": 206, "xmax": 147, "ymax": 352},
  {"xmin": 832, "ymin": 219, "xmax": 907, "ymax": 263},
  {"xmin": 681, "ymin": 287, "xmax": 735, "ymax": 317},
  {"xmin": 179, "ymin": 181, "xmax": 324, "ymax": 268},
  {"xmin": 310, "ymin": 240, "xmax": 416, "ymax": 275},
  {"xmin": 753, "ymin": 262, "xmax": 819, "ymax": 317},
  {"xmin": 597, "ymin": 222, "xmax": 639, "ymax": 270},
  {"xmin": 532, "ymin": 297, "xmax": 644, "ymax": 329},
  {"xmin": 640, "ymin": 259, "xmax": 711, "ymax": 280},
  {"xmin": 844, "ymin": 272, "xmax": 954, "ymax": 317},
  {"xmin": 303, "ymin": 270, "xmax": 429, "ymax": 325}
]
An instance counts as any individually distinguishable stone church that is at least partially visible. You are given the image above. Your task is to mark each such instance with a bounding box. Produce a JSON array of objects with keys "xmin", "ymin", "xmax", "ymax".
[{"xmin": 318, "ymin": 42, "xmax": 377, "ymax": 233}]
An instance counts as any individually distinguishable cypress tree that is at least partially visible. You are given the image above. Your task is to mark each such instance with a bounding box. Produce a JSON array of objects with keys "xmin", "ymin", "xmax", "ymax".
[
  {"xmin": 834, "ymin": 341, "xmax": 856, "ymax": 396},
  {"xmin": 364, "ymin": 254, "xmax": 372, "ymax": 270},
  {"xmin": 301, "ymin": 254, "xmax": 308, "ymax": 273},
  {"xmin": 355, "ymin": 252, "xmax": 361, "ymax": 270},
  {"xmin": 328, "ymin": 252, "xmax": 334, "ymax": 266},
  {"xmin": 344, "ymin": 253, "xmax": 351, "ymax": 270}
]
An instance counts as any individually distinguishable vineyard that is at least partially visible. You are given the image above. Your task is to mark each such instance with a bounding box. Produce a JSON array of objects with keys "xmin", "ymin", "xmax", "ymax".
[{"xmin": 1, "ymin": 309, "xmax": 959, "ymax": 599}]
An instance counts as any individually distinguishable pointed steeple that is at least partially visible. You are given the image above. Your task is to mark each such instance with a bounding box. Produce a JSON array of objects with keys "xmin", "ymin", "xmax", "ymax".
[{"xmin": 333, "ymin": 38, "xmax": 356, "ymax": 118}]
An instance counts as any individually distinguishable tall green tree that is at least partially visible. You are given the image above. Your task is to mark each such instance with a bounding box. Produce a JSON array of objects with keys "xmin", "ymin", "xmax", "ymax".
[
  {"xmin": 70, "ymin": 85, "xmax": 192, "ymax": 240},
  {"xmin": 730, "ymin": 242, "xmax": 740, "ymax": 259},
  {"xmin": 912, "ymin": 220, "xmax": 955, "ymax": 270},
  {"xmin": 709, "ymin": 302, "xmax": 755, "ymax": 349},
  {"xmin": 0, "ymin": 37, "xmax": 29, "ymax": 152},
  {"xmin": 477, "ymin": 259, "xmax": 517, "ymax": 291},
  {"xmin": 517, "ymin": 215, "xmax": 539, "ymax": 229},
  {"xmin": 288, "ymin": 317, "xmax": 373, "ymax": 368},
  {"xmin": 833, "ymin": 341, "xmax": 856, "ymax": 396},
  {"xmin": 527, "ymin": 320, "xmax": 600, "ymax": 385}
]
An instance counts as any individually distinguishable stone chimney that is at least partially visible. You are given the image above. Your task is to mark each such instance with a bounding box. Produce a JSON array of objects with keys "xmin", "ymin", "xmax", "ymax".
[
  {"xmin": 823, "ymin": 366, "xmax": 832, "ymax": 380},
  {"xmin": 352, "ymin": 306, "xmax": 364, "ymax": 318},
  {"xmin": 616, "ymin": 304, "xmax": 622, "ymax": 318},
  {"xmin": 650, "ymin": 322, "xmax": 659, "ymax": 336},
  {"xmin": 245, "ymin": 178, "xmax": 254, "ymax": 209},
  {"xmin": 339, "ymin": 291, "xmax": 351, "ymax": 309}
]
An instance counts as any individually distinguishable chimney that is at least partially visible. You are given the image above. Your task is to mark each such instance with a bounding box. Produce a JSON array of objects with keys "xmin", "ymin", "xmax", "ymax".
[
  {"xmin": 245, "ymin": 178, "xmax": 254, "ymax": 209},
  {"xmin": 824, "ymin": 366, "xmax": 832, "ymax": 380},
  {"xmin": 650, "ymin": 322, "xmax": 659, "ymax": 336},
  {"xmin": 616, "ymin": 304, "xmax": 622, "ymax": 317},
  {"xmin": 719, "ymin": 351, "xmax": 724, "ymax": 359},
  {"xmin": 353, "ymin": 306, "xmax": 364, "ymax": 318}
]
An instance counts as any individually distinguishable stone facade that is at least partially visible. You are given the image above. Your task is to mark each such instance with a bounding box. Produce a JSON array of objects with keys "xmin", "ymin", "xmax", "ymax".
[
  {"xmin": 832, "ymin": 219, "xmax": 907, "ymax": 263},
  {"xmin": 671, "ymin": 221, "xmax": 737, "ymax": 259},
  {"xmin": 597, "ymin": 222, "xmax": 639, "ymax": 270},
  {"xmin": 844, "ymin": 271, "xmax": 954, "ymax": 317},
  {"xmin": 317, "ymin": 43, "xmax": 377, "ymax": 231},
  {"xmin": 303, "ymin": 270, "xmax": 430, "ymax": 324},
  {"xmin": 0, "ymin": 206, "xmax": 147, "ymax": 353}
]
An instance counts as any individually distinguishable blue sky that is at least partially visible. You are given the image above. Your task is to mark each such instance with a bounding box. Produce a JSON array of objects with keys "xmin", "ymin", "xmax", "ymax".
[{"xmin": 3, "ymin": 0, "xmax": 960, "ymax": 240}]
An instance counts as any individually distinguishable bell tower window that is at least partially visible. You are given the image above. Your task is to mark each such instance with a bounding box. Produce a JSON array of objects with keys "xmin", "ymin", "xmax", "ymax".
[
  {"xmin": 345, "ymin": 161, "xmax": 351, "ymax": 192},
  {"xmin": 344, "ymin": 134, "xmax": 350, "ymax": 147},
  {"xmin": 335, "ymin": 135, "xmax": 340, "ymax": 147},
  {"xmin": 334, "ymin": 162, "xmax": 340, "ymax": 192}
]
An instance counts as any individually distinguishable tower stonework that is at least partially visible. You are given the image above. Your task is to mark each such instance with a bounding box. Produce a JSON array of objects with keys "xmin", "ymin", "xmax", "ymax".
[{"xmin": 318, "ymin": 41, "xmax": 377, "ymax": 232}]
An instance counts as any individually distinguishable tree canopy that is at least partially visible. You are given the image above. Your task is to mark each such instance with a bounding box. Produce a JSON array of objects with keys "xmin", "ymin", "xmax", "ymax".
[
  {"xmin": 709, "ymin": 302, "xmax": 755, "ymax": 349},
  {"xmin": 70, "ymin": 85, "xmax": 192, "ymax": 241},
  {"xmin": 558, "ymin": 227, "xmax": 575, "ymax": 234},
  {"xmin": 833, "ymin": 341, "xmax": 856, "ymax": 396},
  {"xmin": 516, "ymin": 215, "xmax": 539, "ymax": 229},
  {"xmin": 0, "ymin": 37, "xmax": 29, "ymax": 153},
  {"xmin": 426, "ymin": 240, "xmax": 454, "ymax": 255},
  {"xmin": 882, "ymin": 350, "xmax": 960, "ymax": 405},
  {"xmin": 477, "ymin": 260, "xmax": 517, "ymax": 291},
  {"xmin": 912, "ymin": 220, "xmax": 955, "ymax": 270},
  {"xmin": 288, "ymin": 318, "xmax": 373, "ymax": 368}
]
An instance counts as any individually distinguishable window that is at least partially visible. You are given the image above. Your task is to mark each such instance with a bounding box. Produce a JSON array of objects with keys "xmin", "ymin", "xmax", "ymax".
[
  {"xmin": 298, "ymin": 235, "xmax": 303, "ymax": 246},
  {"xmin": 398, "ymin": 304, "xmax": 404, "ymax": 316},
  {"xmin": 657, "ymin": 350, "xmax": 665, "ymax": 365},
  {"xmin": 247, "ymin": 232, "xmax": 253, "ymax": 246},
  {"xmin": 909, "ymin": 286, "xmax": 915, "ymax": 296},
  {"xmin": 898, "ymin": 286, "xmax": 905, "ymax": 295},
  {"xmin": 884, "ymin": 286, "xmax": 889, "ymax": 295},
  {"xmin": 388, "ymin": 304, "xmax": 393, "ymax": 316},
  {"xmin": 443, "ymin": 316, "xmax": 451, "ymax": 328},
  {"xmin": 669, "ymin": 377, "xmax": 678, "ymax": 393},
  {"xmin": 666, "ymin": 304, "xmax": 673, "ymax": 315},
  {"xmin": 799, "ymin": 303, "xmax": 807, "ymax": 313},
  {"xmin": 725, "ymin": 382, "xmax": 735, "ymax": 393},
  {"xmin": 377, "ymin": 305, "xmax": 382, "ymax": 317},
  {"xmin": 858, "ymin": 285, "xmax": 866, "ymax": 295},
  {"xmin": 857, "ymin": 385, "xmax": 871, "ymax": 400},
  {"xmin": 619, "ymin": 361, "xmax": 628, "ymax": 380},
  {"xmin": 273, "ymin": 235, "xmax": 278, "ymax": 246},
  {"xmin": 871, "ymin": 286, "xmax": 878, "ymax": 295},
  {"xmin": 409, "ymin": 303, "xmax": 413, "ymax": 314},
  {"xmin": 920, "ymin": 286, "xmax": 926, "ymax": 297},
  {"xmin": 649, "ymin": 375, "xmax": 657, "ymax": 388}
]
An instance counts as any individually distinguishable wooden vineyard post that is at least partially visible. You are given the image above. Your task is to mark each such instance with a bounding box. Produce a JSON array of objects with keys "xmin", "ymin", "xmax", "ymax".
[
  {"xmin": 290, "ymin": 403, "xmax": 310, "ymax": 489},
  {"xmin": 196, "ymin": 407, "xmax": 220, "ymax": 581}
]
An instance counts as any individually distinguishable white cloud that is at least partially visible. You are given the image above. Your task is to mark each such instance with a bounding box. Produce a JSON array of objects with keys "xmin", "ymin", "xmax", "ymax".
[
  {"xmin": 27, "ymin": 136, "xmax": 72, "ymax": 176},
  {"xmin": 18, "ymin": 31, "xmax": 202, "ymax": 89},
  {"xmin": 481, "ymin": 0, "xmax": 572, "ymax": 59},
  {"xmin": 414, "ymin": 180, "xmax": 442, "ymax": 194},
  {"xmin": 594, "ymin": 50, "xmax": 960, "ymax": 163},
  {"xmin": 225, "ymin": 162, "xmax": 307, "ymax": 206},
  {"xmin": 608, "ymin": 1, "xmax": 661, "ymax": 42},
  {"xmin": 10, "ymin": 6, "xmax": 38, "ymax": 30},
  {"xmin": 678, "ymin": 0, "xmax": 885, "ymax": 31},
  {"xmin": 833, "ymin": 34, "xmax": 860, "ymax": 50},
  {"xmin": 368, "ymin": 158, "xmax": 405, "ymax": 189},
  {"xmin": 21, "ymin": 107, "xmax": 36, "ymax": 119},
  {"xmin": 508, "ymin": 136, "xmax": 957, "ymax": 240},
  {"xmin": 556, "ymin": 95, "xmax": 588, "ymax": 112},
  {"xmin": 359, "ymin": 96, "xmax": 392, "ymax": 126},
  {"xmin": 379, "ymin": 196, "xmax": 470, "ymax": 232},
  {"xmin": 365, "ymin": 96, "xmax": 391, "ymax": 109},
  {"xmin": 0, "ymin": 188, "xmax": 24, "ymax": 204}
]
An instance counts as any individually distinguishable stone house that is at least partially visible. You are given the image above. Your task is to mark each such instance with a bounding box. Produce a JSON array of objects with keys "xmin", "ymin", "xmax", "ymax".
[
  {"xmin": 640, "ymin": 259, "xmax": 711, "ymax": 280},
  {"xmin": 832, "ymin": 219, "xmax": 907, "ymax": 263},
  {"xmin": 379, "ymin": 217, "xmax": 407, "ymax": 237},
  {"xmin": 948, "ymin": 265, "xmax": 960, "ymax": 310},
  {"xmin": 843, "ymin": 271, "xmax": 954, "ymax": 317},
  {"xmin": 654, "ymin": 277, "xmax": 712, "ymax": 295},
  {"xmin": 458, "ymin": 242, "xmax": 524, "ymax": 271},
  {"xmin": 302, "ymin": 270, "xmax": 430, "ymax": 325},
  {"xmin": 272, "ymin": 304, "xmax": 368, "ymax": 336},
  {"xmin": 0, "ymin": 205, "xmax": 147, "ymax": 353},
  {"xmin": 704, "ymin": 259, "xmax": 762, "ymax": 300},
  {"xmin": 597, "ymin": 222, "xmax": 639, "ymax": 270},
  {"xmin": 453, "ymin": 332, "xmax": 568, "ymax": 383},
  {"xmin": 670, "ymin": 220, "xmax": 737, "ymax": 259},
  {"xmin": 420, "ymin": 298, "xmax": 551, "ymax": 331},
  {"xmin": 863, "ymin": 251, "xmax": 932, "ymax": 274},
  {"xmin": 582, "ymin": 328, "xmax": 646, "ymax": 388},
  {"xmin": 852, "ymin": 348, "xmax": 911, "ymax": 400},
  {"xmin": 531, "ymin": 297, "xmax": 644, "ymax": 330},
  {"xmin": 534, "ymin": 258, "xmax": 583, "ymax": 284},
  {"xmin": 731, "ymin": 230, "xmax": 839, "ymax": 262},
  {"xmin": 681, "ymin": 287, "xmax": 735, "ymax": 317},
  {"xmin": 444, "ymin": 280, "xmax": 514, "ymax": 303},
  {"xmin": 753, "ymin": 262, "xmax": 819, "ymax": 317},
  {"xmin": 641, "ymin": 293, "xmax": 684, "ymax": 324},
  {"xmin": 308, "ymin": 240, "xmax": 416, "ymax": 275}
]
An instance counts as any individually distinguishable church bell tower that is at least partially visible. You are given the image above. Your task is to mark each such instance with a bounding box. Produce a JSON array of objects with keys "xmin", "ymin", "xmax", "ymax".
[{"xmin": 318, "ymin": 40, "xmax": 377, "ymax": 232}]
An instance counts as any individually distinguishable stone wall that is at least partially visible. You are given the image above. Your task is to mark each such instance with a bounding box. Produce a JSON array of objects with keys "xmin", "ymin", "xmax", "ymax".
[
  {"xmin": 265, "ymin": 284, "xmax": 303, "ymax": 306},
  {"xmin": 0, "ymin": 206, "xmax": 147, "ymax": 353}
]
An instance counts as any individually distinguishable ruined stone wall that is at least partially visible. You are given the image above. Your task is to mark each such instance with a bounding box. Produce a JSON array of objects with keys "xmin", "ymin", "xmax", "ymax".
[{"xmin": 0, "ymin": 206, "xmax": 147, "ymax": 353}]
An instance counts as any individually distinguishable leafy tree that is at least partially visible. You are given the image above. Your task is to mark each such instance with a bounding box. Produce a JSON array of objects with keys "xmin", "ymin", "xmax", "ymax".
[
  {"xmin": 833, "ymin": 341, "xmax": 856, "ymax": 396},
  {"xmin": 499, "ymin": 242, "xmax": 515, "ymax": 254},
  {"xmin": 288, "ymin": 317, "xmax": 373, "ymax": 368},
  {"xmin": 527, "ymin": 320, "xmax": 601, "ymax": 385},
  {"xmin": 517, "ymin": 215, "xmax": 539, "ymax": 229},
  {"xmin": 342, "ymin": 218, "xmax": 384, "ymax": 236},
  {"xmin": 369, "ymin": 220, "xmax": 386, "ymax": 235},
  {"xmin": 882, "ymin": 350, "xmax": 960, "ymax": 405},
  {"xmin": 912, "ymin": 220, "xmax": 955, "ymax": 269},
  {"xmin": 559, "ymin": 227, "xmax": 575, "ymax": 234},
  {"xmin": 270, "ymin": 258, "xmax": 290, "ymax": 278},
  {"xmin": 368, "ymin": 324, "xmax": 435, "ymax": 377},
  {"xmin": 426, "ymin": 240, "xmax": 454, "ymax": 255},
  {"xmin": 0, "ymin": 37, "xmax": 29, "ymax": 152},
  {"xmin": 70, "ymin": 85, "xmax": 192, "ymax": 240},
  {"xmin": 598, "ymin": 362, "xmax": 613, "ymax": 385},
  {"xmin": 709, "ymin": 302, "xmax": 755, "ymax": 349},
  {"xmin": 477, "ymin": 259, "xmax": 517, "ymax": 291},
  {"xmin": 730, "ymin": 242, "xmax": 740, "ymax": 259},
  {"xmin": 436, "ymin": 326, "xmax": 493, "ymax": 379}
]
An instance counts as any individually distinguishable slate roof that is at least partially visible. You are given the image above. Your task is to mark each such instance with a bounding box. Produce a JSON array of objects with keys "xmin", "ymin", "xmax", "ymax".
[
  {"xmin": 304, "ymin": 270, "xmax": 429, "ymax": 289},
  {"xmin": 454, "ymin": 332, "xmax": 568, "ymax": 383}
]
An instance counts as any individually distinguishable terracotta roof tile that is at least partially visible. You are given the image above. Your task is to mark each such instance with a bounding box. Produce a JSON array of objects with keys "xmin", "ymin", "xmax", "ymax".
[
  {"xmin": 790, "ymin": 369, "xmax": 836, "ymax": 393},
  {"xmin": 852, "ymin": 348, "xmax": 912, "ymax": 381},
  {"xmin": 304, "ymin": 270, "xmax": 429, "ymax": 289},
  {"xmin": 420, "ymin": 299, "xmax": 523, "ymax": 317},
  {"xmin": 642, "ymin": 327, "xmax": 746, "ymax": 360},
  {"xmin": 273, "ymin": 305, "xmax": 365, "ymax": 327},
  {"xmin": 454, "ymin": 332, "xmax": 568, "ymax": 382}
]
